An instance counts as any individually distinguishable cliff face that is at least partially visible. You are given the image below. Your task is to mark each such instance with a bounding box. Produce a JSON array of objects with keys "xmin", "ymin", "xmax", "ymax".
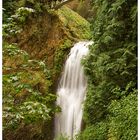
[
  {"xmin": 8, "ymin": 6, "xmax": 91, "ymax": 84},
  {"xmin": 9, "ymin": 6, "xmax": 91, "ymax": 67},
  {"xmin": 3, "ymin": 6, "xmax": 91, "ymax": 140}
]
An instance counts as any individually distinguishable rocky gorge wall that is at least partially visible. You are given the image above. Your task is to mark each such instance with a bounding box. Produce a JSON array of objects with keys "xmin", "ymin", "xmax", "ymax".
[{"xmin": 6, "ymin": 6, "xmax": 91, "ymax": 85}]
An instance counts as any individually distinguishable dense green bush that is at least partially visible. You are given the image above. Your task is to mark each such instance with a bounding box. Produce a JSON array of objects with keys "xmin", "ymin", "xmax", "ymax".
[
  {"xmin": 108, "ymin": 92, "xmax": 137, "ymax": 140},
  {"xmin": 78, "ymin": 90, "xmax": 137, "ymax": 140},
  {"xmin": 77, "ymin": 122, "xmax": 108, "ymax": 140}
]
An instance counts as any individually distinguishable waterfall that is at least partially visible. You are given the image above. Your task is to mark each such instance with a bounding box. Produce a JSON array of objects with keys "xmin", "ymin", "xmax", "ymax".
[{"xmin": 55, "ymin": 41, "xmax": 93, "ymax": 139}]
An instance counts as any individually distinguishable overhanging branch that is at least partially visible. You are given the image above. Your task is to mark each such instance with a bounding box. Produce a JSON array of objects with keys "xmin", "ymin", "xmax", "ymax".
[{"xmin": 53, "ymin": 0, "xmax": 74, "ymax": 10}]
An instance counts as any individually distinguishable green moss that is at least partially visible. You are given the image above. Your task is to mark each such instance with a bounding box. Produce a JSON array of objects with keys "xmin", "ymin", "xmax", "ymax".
[
  {"xmin": 52, "ymin": 39, "xmax": 72, "ymax": 80},
  {"xmin": 57, "ymin": 6, "xmax": 92, "ymax": 39}
]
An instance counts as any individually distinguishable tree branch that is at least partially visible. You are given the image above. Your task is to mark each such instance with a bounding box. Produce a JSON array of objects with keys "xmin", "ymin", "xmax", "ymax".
[{"xmin": 53, "ymin": 0, "xmax": 74, "ymax": 10}]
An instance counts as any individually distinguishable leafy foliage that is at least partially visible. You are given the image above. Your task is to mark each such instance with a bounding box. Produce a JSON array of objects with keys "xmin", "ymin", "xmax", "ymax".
[
  {"xmin": 3, "ymin": 43, "xmax": 59, "ymax": 130},
  {"xmin": 77, "ymin": 90, "xmax": 137, "ymax": 140},
  {"xmin": 77, "ymin": 121, "xmax": 108, "ymax": 140},
  {"xmin": 80, "ymin": 0, "xmax": 137, "ymax": 139},
  {"xmin": 108, "ymin": 93, "xmax": 137, "ymax": 140},
  {"xmin": 3, "ymin": 7, "xmax": 35, "ymax": 37}
]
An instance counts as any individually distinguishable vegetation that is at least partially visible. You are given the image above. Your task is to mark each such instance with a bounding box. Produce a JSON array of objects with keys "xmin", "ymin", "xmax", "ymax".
[
  {"xmin": 80, "ymin": 0, "xmax": 137, "ymax": 140},
  {"xmin": 2, "ymin": 0, "xmax": 137, "ymax": 139},
  {"xmin": 53, "ymin": 39, "xmax": 72, "ymax": 78},
  {"xmin": 66, "ymin": 0, "xmax": 94, "ymax": 21},
  {"xmin": 3, "ymin": 43, "xmax": 59, "ymax": 130},
  {"xmin": 57, "ymin": 6, "xmax": 92, "ymax": 39}
]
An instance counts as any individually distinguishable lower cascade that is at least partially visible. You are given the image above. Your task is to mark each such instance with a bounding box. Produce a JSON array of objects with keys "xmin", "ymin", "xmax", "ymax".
[{"xmin": 55, "ymin": 41, "xmax": 93, "ymax": 139}]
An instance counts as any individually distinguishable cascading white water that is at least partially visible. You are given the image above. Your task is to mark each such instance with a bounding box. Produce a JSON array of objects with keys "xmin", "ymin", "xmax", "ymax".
[{"xmin": 55, "ymin": 41, "xmax": 93, "ymax": 139}]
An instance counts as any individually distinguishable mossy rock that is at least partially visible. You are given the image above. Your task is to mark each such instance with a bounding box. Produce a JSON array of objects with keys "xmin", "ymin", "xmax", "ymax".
[
  {"xmin": 5, "ymin": 6, "xmax": 92, "ymax": 68},
  {"xmin": 57, "ymin": 6, "xmax": 92, "ymax": 40}
]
